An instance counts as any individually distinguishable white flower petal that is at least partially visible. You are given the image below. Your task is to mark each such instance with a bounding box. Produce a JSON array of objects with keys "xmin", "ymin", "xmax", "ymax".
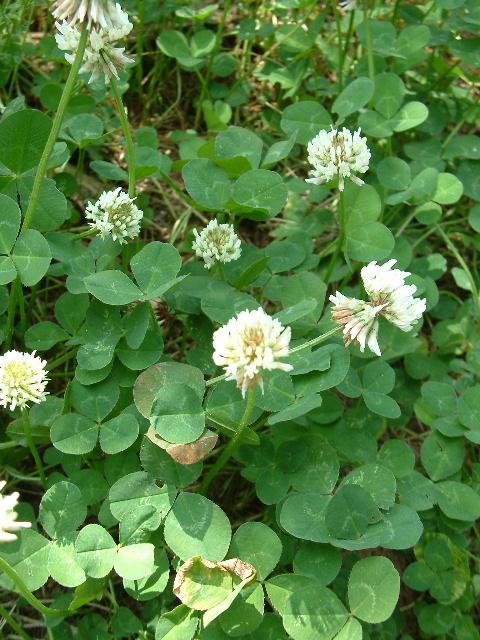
[
  {"xmin": 330, "ymin": 294, "xmax": 382, "ymax": 356},
  {"xmin": 0, "ymin": 481, "xmax": 31, "ymax": 543},
  {"xmin": 339, "ymin": 0, "xmax": 357, "ymax": 10},
  {"xmin": 52, "ymin": 0, "xmax": 124, "ymax": 29},
  {"xmin": 361, "ymin": 260, "xmax": 426, "ymax": 331}
]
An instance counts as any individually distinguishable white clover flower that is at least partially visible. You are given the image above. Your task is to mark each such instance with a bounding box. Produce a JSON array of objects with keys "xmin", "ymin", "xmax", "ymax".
[
  {"xmin": 0, "ymin": 351, "xmax": 48, "ymax": 412},
  {"xmin": 212, "ymin": 308, "xmax": 293, "ymax": 396},
  {"xmin": 192, "ymin": 220, "xmax": 242, "ymax": 270},
  {"xmin": 361, "ymin": 259, "xmax": 427, "ymax": 331},
  {"xmin": 85, "ymin": 187, "xmax": 143, "ymax": 243},
  {"xmin": 339, "ymin": 0, "xmax": 356, "ymax": 10},
  {"xmin": 55, "ymin": 5, "xmax": 133, "ymax": 84},
  {"xmin": 330, "ymin": 260, "xmax": 426, "ymax": 356},
  {"xmin": 306, "ymin": 127, "xmax": 371, "ymax": 191},
  {"xmin": 330, "ymin": 292, "xmax": 382, "ymax": 356},
  {"xmin": 0, "ymin": 481, "xmax": 31, "ymax": 543},
  {"xmin": 82, "ymin": 28, "xmax": 133, "ymax": 83},
  {"xmin": 52, "ymin": 0, "xmax": 121, "ymax": 28}
]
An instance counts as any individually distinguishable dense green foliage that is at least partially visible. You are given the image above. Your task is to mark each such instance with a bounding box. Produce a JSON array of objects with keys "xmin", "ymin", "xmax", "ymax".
[{"xmin": 0, "ymin": 0, "xmax": 479, "ymax": 639}]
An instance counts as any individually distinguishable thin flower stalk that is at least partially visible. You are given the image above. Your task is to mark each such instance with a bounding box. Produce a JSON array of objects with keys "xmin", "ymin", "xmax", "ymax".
[{"xmin": 22, "ymin": 24, "xmax": 88, "ymax": 232}]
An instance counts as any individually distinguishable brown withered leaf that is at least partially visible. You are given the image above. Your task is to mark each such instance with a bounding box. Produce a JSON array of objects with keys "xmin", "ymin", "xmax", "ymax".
[
  {"xmin": 173, "ymin": 556, "xmax": 256, "ymax": 611},
  {"xmin": 146, "ymin": 427, "xmax": 218, "ymax": 465},
  {"xmin": 218, "ymin": 558, "xmax": 257, "ymax": 582}
]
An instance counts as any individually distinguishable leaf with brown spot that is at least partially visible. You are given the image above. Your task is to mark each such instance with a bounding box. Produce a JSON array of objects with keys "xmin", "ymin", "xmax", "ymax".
[
  {"xmin": 218, "ymin": 558, "xmax": 257, "ymax": 582},
  {"xmin": 146, "ymin": 427, "xmax": 218, "ymax": 465},
  {"xmin": 173, "ymin": 556, "xmax": 233, "ymax": 611},
  {"xmin": 173, "ymin": 556, "xmax": 256, "ymax": 613}
]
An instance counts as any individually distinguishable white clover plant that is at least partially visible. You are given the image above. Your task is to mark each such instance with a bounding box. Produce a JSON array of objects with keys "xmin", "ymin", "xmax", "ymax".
[{"xmin": 0, "ymin": 2, "xmax": 476, "ymax": 638}]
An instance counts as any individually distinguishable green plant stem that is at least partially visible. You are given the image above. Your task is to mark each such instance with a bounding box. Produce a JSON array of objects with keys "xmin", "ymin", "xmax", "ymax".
[
  {"xmin": 154, "ymin": 174, "xmax": 199, "ymax": 210},
  {"xmin": 156, "ymin": 67, "xmax": 183, "ymax": 125},
  {"xmin": 442, "ymin": 95, "xmax": 480, "ymax": 149},
  {"xmin": 22, "ymin": 24, "xmax": 88, "ymax": 232},
  {"xmin": 108, "ymin": 580, "xmax": 119, "ymax": 611},
  {"xmin": 435, "ymin": 225, "xmax": 480, "ymax": 316},
  {"xmin": 201, "ymin": 387, "xmax": 257, "ymax": 495},
  {"xmin": 49, "ymin": 348, "xmax": 77, "ymax": 370},
  {"xmin": 194, "ymin": 0, "xmax": 232, "ymax": 129},
  {"xmin": 22, "ymin": 409, "xmax": 46, "ymax": 486},
  {"xmin": 0, "ymin": 604, "xmax": 33, "ymax": 640},
  {"xmin": 289, "ymin": 326, "xmax": 340, "ymax": 354},
  {"xmin": 110, "ymin": 76, "xmax": 136, "ymax": 197},
  {"xmin": 331, "ymin": 0, "xmax": 344, "ymax": 91},
  {"xmin": 324, "ymin": 190, "xmax": 346, "ymax": 283},
  {"xmin": 72, "ymin": 228, "xmax": 96, "ymax": 241},
  {"xmin": 205, "ymin": 372, "xmax": 227, "ymax": 387},
  {"xmin": 75, "ymin": 147, "xmax": 85, "ymax": 180},
  {"xmin": 0, "ymin": 556, "xmax": 69, "ymax": 618},
  {"xmin": 428, "ymin": 59, "xmax": 459, "ymax": 92},
  {"xmin": 339, "ymin": 10, "xmax": 355, "ymax": 84},
  {"xmin": 392, "ymin": 0, "xmax": 402, "ymax": 24},
  {"xmin": 135, "ymin": 0, "xmax": 146, "ymax": 89},
  {"xmin": 394, "ymin": 210, "xmax": 417, "ymax": 237},
  {"xmin": 4, "ymin": 277, "xmax": 21, "ymax": 350},
  {"xmin": 18, "ymin": 281, "xmax": 27, "ymax": 337},
  {"xmin": 0, "ymin": 441, "xmax": 18, "ymax": 450},
  {"xmin": 362, "ymin": 0, "xmax": 375, "ymax": 82}
]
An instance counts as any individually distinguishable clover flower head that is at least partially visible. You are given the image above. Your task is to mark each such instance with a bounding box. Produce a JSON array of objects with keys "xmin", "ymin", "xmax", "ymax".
[
  {"xmin": 85, "ymin": 188, "xmax": 143, "ymax": 243},
  {"xmin": 192, "ymin": 220, "xmax": 242, "ymax": 270},
  {"xmin": 83, "ymin": 27, "xmax": 133, "ymax": 83},
  {"xmin": 212, "ymin": 308, "xmax": 292, "ymax": 396},
  {"xmin": 330, "ymin": 260, "xmax": 426, "ymax": 356},
  {"xmin": 306, "ymin": 127, "xmax": 370, "ymax": 191},
  {"xmin": 0, "ymin": 481, "xmax": 31, "ymax": 543},
  {"xmin": 55, "ymin": 4, "xmax": 133, "ymax": 84},
  {"xmin": 361, "ymin": 259, "xmax": 427, "ymax": 331},
  {"xmin": 330, "ymin": 292, "xmax": 382, "ymax": 356},
  {"xmin": 52, "ymin": 0, "xmax": 121, "ymax": 28},
  {"xmin": 0, "ymin": 351, "xmax": 48, "ymax": 412}
]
